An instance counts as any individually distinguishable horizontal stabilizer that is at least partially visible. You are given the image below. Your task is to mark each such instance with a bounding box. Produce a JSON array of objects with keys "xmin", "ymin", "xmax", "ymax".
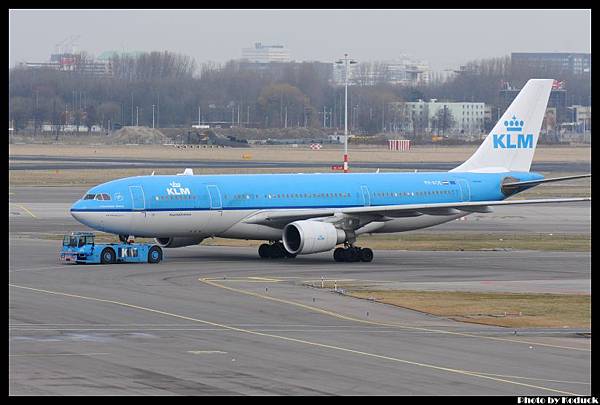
[{"xmin": 502, "ymin": 174, "xmax": 591, "ymax": 189}]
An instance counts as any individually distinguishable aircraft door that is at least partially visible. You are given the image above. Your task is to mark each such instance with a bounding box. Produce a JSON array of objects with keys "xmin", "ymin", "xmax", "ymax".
[
  {"xmin": 361, "ymin": 185, "xmax": 371, "ymax": 206},
  {"xmin": 202, "ymin": 184, "xmax": 230, "ymax": 235},
  {"xmin": 129, "ymin": 185, "xmax": 148, "ymax": 234},
  {"xmin": 206, "ymin": 185, "xmax": 222, "ymax": 209},
  {"xmin": 457, "ymin": 179, "xmax": 471, "ymax": 202},
  {"xmin": 129, "ymin": 186, "xmax": 145, "ymax": 210}
]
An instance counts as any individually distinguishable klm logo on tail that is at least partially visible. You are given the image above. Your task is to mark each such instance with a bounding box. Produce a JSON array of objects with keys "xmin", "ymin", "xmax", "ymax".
[{"xmin": 493, "ymin": 116, "xmax": 533, "ymax": 149}]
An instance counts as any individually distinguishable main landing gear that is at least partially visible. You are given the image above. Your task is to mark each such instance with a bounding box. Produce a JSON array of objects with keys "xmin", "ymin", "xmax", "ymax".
[
  {"xmin": 333, "ymin": 245, "xmax": 373, "ymax": 263},
  {"xmin": 258, "ymin": 241, "xmax": 297, "ymax": 259}
]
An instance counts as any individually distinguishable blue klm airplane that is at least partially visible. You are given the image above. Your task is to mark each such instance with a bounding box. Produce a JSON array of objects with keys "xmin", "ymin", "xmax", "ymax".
[{"xmin": 71, "ymin": 79, "xmax": 590, "ymax": 262}]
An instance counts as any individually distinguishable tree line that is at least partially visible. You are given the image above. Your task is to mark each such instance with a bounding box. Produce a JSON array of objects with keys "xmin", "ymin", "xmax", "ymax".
[{"xmin": 9, "ymin": 51, "xmax": 591, "ymax": 136}]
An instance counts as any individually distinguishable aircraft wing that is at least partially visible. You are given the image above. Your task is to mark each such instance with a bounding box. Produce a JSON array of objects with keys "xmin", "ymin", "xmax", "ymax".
[{"xmin": 242, "ymin": 197, "xmax": 591, "ymax": 227}]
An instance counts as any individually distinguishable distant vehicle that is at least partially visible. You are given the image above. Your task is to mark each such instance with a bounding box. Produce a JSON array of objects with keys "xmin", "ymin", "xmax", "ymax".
[
  {"xmin": 60, "ymin": 232, "xmax": 162, "ymax": 264},
  {"xmin": 70, "ymin": 80, "xmax": 590, "ymax": 263}
]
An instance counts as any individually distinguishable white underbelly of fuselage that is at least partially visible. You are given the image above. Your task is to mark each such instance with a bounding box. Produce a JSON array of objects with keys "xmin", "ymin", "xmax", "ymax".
[{"xmin": 73, "ymin": 208, "xmax": 468, "ymax": 240}]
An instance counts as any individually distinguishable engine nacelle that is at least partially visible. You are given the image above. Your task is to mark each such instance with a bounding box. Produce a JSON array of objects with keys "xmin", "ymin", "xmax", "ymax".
[
  {"xmin": 283, "ymin": 220, "xmax": 346, "ymax": 255},
  {"xmin": 154, "ymin": 237, "xmax": 203, "ymax": 248}
]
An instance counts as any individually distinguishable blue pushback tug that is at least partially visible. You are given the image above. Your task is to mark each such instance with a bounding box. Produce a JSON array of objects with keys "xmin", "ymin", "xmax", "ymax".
[{"xmin": 60, "ymin": 232, "xmax": 163, "ymax": 264}]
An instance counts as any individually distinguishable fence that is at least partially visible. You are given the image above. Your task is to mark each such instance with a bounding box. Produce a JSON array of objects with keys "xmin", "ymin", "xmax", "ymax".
[{"xmin": 388, "ymin": 140, "xmax": 410, "ymax": 151}]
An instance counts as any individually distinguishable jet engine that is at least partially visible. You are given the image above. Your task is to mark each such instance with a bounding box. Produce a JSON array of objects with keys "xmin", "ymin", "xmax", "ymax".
[
  {"xmin": 154, "ymin": 237, "xmax": 204, "ymax": 248},
  {"xmin": 282, "ymin": 220, "xmax": 346, "ymax": 255}
]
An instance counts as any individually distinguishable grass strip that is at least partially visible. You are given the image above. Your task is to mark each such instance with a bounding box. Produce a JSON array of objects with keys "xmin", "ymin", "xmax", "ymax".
[{"xmin": 346, "ymin": 289, "xmax": 590, "ymax": 328}]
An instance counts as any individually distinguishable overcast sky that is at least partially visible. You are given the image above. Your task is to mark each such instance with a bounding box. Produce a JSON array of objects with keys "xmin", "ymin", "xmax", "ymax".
[{"xmin": 8, "ymin": 9, "xmax": 591, "ymax": 71}]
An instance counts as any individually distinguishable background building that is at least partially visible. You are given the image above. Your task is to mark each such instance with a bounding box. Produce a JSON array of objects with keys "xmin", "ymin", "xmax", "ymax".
[
  {"xmin": 24, "ymin": 52, "xmax": 110, "ymax": 76},
  {"xmin": 237, "ymin": 60, "xmax": 333, "ymax": 83},
  {"xmin": 332, "ymin": 55, "xmax": 431, "ymax": 86},
  {"xmin": 401, "ymin": 99, "xmax": 485, "ymax": 135},
  {"xmin": 512, "ymin": 52, "xmax": 591, "ymax": 76},
  {"xmin": 569, "ymin": 105, "xmax": 591, "ymax": 131},
  {"xmin": 500, "ymin": 87, "xmax": 568, "ymax": 123},
  {"xmin": 241, "ymin": 42, "xmax": 291, "ymax": 63},
  {"xmin": 385, "ymin": 57, "xmax": 430, "ymax": 86}
]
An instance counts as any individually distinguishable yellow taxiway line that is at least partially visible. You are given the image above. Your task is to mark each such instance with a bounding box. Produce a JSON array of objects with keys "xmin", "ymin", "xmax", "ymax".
[
  {"xmin": 199, "ymin": 277, "xmax": 590, "ymax": 353},
  {"xmin": 9, "ymin": 283, "xmax": 583, "ymax": 396},
  {"xmin": 9, "ymin": 203, "xmax": 37, "ymax": 218}
]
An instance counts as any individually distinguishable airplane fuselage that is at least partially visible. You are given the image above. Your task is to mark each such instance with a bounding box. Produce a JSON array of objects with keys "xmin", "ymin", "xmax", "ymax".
[{"xmin": 70, "ymin": 171, "xmax": 542, "ymax": 240}]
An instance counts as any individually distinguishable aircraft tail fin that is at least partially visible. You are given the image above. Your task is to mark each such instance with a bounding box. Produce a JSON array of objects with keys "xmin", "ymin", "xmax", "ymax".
[{"xmin": 450, "ymin": 79, "xmax": 554, "ymax": 173}]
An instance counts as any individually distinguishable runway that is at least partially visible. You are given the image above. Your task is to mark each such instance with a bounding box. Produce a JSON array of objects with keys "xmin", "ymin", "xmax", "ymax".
[
  {"xmin": 8, "ymin": 154, "xmax": 592, "ymax": 172},
  {"xmin": 8, "ymin": 185, "xmax": 591, "ymax": 395}
]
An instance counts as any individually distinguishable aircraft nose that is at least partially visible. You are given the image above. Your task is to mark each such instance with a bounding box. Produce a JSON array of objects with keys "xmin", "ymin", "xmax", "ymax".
[{"xmin": 70, "ymin": 200, "xmax": 86, "ymax": 223}]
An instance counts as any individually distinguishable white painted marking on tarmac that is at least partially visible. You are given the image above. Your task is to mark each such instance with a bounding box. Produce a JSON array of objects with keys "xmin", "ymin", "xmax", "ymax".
[
  {"xmin": 9, "ymin": 352, "xmax": 110, "ymax": 357},
  {"xmin": 9, "ymin": 265, "xmax": 69, "ymax": 273},
  {"xmin": 8, "ymin": 283, "xmax": 585, "ymax": 396},
  {"xmin": 8, "ymin": 327, "xmax": 444, "ymax": 333},
  {"xmin": 471, "ymin": 372, "xmax": 591, "ymax": 386},
  {"xmin": 187, "ymin": 350, "xmax": 227, "ymax": 355}
]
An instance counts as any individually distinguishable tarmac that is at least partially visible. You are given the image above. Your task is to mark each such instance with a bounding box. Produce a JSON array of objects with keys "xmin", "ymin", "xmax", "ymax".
[
  {"xmin": 8, "ymin": 185, "xmax": 592, "ymax": 395},
  {"xmin": 8, "ymin": 154, "xmax": 593, "ymax": 172}
]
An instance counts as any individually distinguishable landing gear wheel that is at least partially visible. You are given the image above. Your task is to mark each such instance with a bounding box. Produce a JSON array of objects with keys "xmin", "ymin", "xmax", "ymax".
[
  {"xmin": 360, "ymin": 248, "xmax": 373, "ymax": 262},
  {"xmin": 148, "ymin": 246, "xmax": 162, "ymax": 263},
  {"xmin": 347, "ymin": 248, "xmax": 360, "ymax": 262},
  {"xmin": 118, "ymin": 234, "xmax": 127, "ymax": 243},
  {"xmin": 267, "ymin": 243, "xmax": 285, "ymax": 259},
  {"xmin": 258, "ymin": 244, "xmax": 270, "ymax": 259},
  {"xmin": 100, "ymin": 248, "xmax": 116, "ymax": 264},
  {"xmin": 333, "ymin": 247, "xmax": 345, "ymax": 262},
  {"xmin": 334, "ymin": 246, "xmax": 373, "ymax": 262}
]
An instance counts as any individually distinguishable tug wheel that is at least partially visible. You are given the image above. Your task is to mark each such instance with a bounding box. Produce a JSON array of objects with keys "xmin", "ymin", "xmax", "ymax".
[
  {"xmin": 100, "ymin": 248, "xmax": 116, "ymax": 264},
  {"xmin": 148, "ymin": 246, "xmax": 162, "ymax": 263}
]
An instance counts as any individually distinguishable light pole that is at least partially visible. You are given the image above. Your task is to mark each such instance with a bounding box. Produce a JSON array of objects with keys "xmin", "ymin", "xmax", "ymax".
[
  {"xmin": 335, "ymin": 53, "xmax": 358, "ymax": 173},
  {"xmin": 136, "ymin": 106, "xmax": 139, "ymax": 126},
  {"xmin": 152, "ymin": 104, "xmax": 155, "ymax": 129}
]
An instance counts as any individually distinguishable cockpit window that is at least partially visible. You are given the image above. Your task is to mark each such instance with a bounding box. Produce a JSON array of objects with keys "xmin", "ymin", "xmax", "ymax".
[
  {"xmin": 93, "ymin": 193, "xmax": 111, "ymax": 201},
  {"xmin": 83, "ymin": 194, "xmax": 96, "ymax": 200}
]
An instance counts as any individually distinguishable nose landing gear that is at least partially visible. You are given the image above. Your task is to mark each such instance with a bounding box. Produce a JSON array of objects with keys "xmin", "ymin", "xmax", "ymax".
[
  {"xmin": 258, "ymin": 241, "xmax": 297, "ymax": 259},
  {"xmin": 118, "ymin": 235, "xmax": 135, "ymax": 244},
  {"xmin": 333, "ymin": 244, "xmax": 373, "ymax": 262}
]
